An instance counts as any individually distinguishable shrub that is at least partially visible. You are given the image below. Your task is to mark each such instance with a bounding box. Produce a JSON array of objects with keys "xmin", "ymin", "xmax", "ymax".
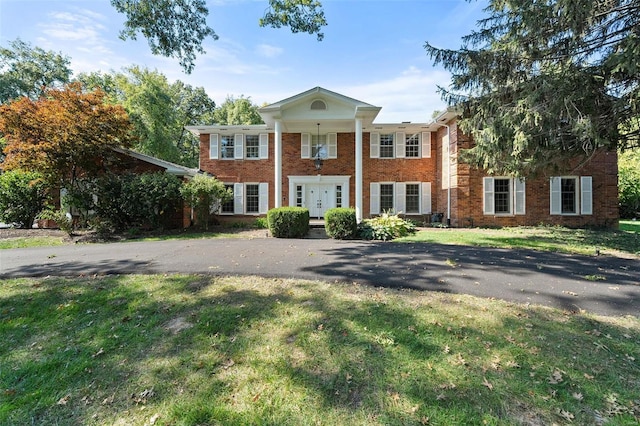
[
  {"xmin": 253, "ymin": 217, "xmax": 269, "ymax": 229},
  {"xmin": 359, "ymin": 212, "xmax": 417, "ymax": 241},
  {"xmin": 325, "ymin": 207, "xmax": 357, "ymax": 239},
  {"xmin": 267, "ymin": 207, "xmax": 309, "ymax": 238},
  {"xmin": 0, "ymin": 170, "xmax": 48, "ymax": 228},
  {"xmin": 180, "ymin": 174, "xmax": 231, "ymax": 229},
  {"xmin": 37, "ymin": 208, "xmax": 74, "ymax": 236}
]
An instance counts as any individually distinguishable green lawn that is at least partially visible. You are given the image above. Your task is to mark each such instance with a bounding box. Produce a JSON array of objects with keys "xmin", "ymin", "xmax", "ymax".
[
  {"xmin": 397, "ymin": 222, "xmax": 640, "ymax": 257},
  {"xmin": 1, "ymin": 275, "xmax": 638, "ymax": 425}
]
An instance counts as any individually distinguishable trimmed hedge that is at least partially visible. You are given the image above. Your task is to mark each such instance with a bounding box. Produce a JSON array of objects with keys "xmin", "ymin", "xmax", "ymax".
[
  {"xmin": 325, "ymin": 207, "xmax": 357, "ymax": 239},
  {"xmin": 267, "ymin": 207, "xmax": 310, "ymax": 238}
]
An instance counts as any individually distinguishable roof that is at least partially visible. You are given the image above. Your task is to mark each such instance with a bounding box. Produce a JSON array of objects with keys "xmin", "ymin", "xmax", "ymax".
[{"xmin": 113, "ymin": 147, "xmax": 198, "ymax": 177}]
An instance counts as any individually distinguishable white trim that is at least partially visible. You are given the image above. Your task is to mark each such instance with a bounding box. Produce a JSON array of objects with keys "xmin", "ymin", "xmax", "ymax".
[
  {"xmin": 259, "ymin": 182, "xmax": 269, "ymax": 214},
  {"xmin": 483, "ymin": 177, "xmax": 495, "ymax": 215},
  {"xmin": 233, "ymin": 183, "xmax": 243, "ymax": 214},
  {"xmin": 395, "ymin": 182, "xmax": 406, "ymax": 213},
  {"xmin": 550, "ymin": 177, "xmax": 562, "ymax": 215},
  {"xmin": 515, "ymin": 178, "xmax": 526, "ymax": 215},
  {"xmin": 370, "ymin": 182, "xmax": 380, "ymax": 215}
]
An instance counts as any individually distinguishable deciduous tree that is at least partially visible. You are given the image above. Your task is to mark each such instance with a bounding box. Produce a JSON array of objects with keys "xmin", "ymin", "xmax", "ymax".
[
  {"xmin": 425, "ymin": 0, "xmax": 639, "ymax": 176},
  {"xmin": 213, "ymin": 96, "xmax": 263, "ymax": 125},
  {"xmin": 0, "ymin": 83, "xmax": 134, "ymax": 189},
  {"xmin": 111, "ymin": 0, "xmax": 326, "ymax": 73},
  {"xmin": 0, "ymin": 39, "xmax": 72, "ymax": 103}
]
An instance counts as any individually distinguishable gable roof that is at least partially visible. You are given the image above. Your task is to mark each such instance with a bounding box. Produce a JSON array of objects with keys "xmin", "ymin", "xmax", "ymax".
[
  {"xmin": 113, "ymin": 147, "xmax": 198, "ymax": 177},
  {"xmin": 258, "ymin": 86, "xmax": 382, "ymax": 133}
]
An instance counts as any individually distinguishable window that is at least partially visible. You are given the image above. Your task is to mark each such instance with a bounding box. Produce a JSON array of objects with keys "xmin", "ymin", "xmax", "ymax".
[
  {"xmin": 380, "ymin": 184, "xmax": 394, "ymax": 211},
  {"xmin": 550, "ymin": 176, "xmax": 592, "ymax": 215},
  {"xmin": 483, "ymin": 177, "xmax": 526, "ymax": 215},
  {"xmin": 494, "ymin": 178, "xmax": 511, "ymax": 214},
  {"xmin": 405, "ymin": 133, "xmax": 420, "ymax": 158},
  {"xmin": 405, "ymin": 184, "xmax": 420, "ymax": 213},
  {"xmin": 296, "ymin": 185, "xmax": 303, "ymax": 207},
  {"xmin": 220, "ymin": 135, "xmax": 234, "ymax": 159},
  {"xmin": 245, "ymin": 184, "xmax": 259, "ymax": 213},
  {"xmin": 336, "ymin": 185, "xmax": 342, "ymax": 208},
  {"xmin": 312, "ymin": 134, "xmax": 328, "ymax": 159},
  {"xmin": 245, "ymin": 135, "xmax": 259, "ymax": 159},
  {"xmin": 379, "ymin": 134, "xmax": 394, "ymax": 158},
  {"xmin": 221, "ymin": 184, "xmax": 234, "ymax": 214}
]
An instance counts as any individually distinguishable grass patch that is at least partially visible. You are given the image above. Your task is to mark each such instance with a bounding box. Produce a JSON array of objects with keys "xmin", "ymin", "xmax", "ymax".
[
  {"xmin": 0, "ymin": 236, "xmax": 65, "ymax": 250},
  {"xmin": 620, "ymin": 219, "xmax": 640, "ymax": 233},
  {"xmin": 397, "ymin": 225, "xmax": 640, "ymax": 256},
  {"xmin": 1, "ymin": 275, "xmax": 638, "ymax": 425}
]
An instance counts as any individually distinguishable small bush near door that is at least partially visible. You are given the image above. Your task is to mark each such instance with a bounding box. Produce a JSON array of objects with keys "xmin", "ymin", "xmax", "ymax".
[
  {"xmin": 359, "ymin": 212, "xmax": 417, "ymax": 241},
  {"xmin": 267, "ymin": 207, "xmax": 309, "ymax": 238},
  {"xmin": 325, "ymin": 208, "xmax": 357, "ymax": 239}
]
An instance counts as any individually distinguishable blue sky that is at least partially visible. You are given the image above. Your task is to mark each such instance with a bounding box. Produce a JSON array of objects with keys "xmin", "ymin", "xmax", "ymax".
[{"xmin": 0, "ymin": 0, "xmax": 486, "ymax": 123}]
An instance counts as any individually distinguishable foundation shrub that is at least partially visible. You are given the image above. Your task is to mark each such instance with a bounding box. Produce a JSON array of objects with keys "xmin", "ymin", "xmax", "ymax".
[
  {"xmin": 267, "ymin": 207, "xmax": 309, "ymax": 238},
  {"xmin": 325, "ymin": 208, "xmax": 357, "ymax": 239},
  {"xmin": 359, "ymin": 212, "xmax": 417, "ymax": 241}
]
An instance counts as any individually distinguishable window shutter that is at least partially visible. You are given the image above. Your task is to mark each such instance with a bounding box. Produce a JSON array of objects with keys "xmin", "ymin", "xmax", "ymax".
[
  {"xmin": 421, "ymin": 132, "xmax": 431, "ymax": 158},
  {"xmin": 234, "ymin": 134, "xmax": 244, "ymax": 159},
  {"xmin": 370, "ymin": 182, "xmax": 380, "ymax": 215},
  {"xmin": 209, "ymin": 134, "xmax": 219, "ymax": 159},
  {"xmin": 515, "ymin": 178, "xmax": 526, "ymax": 215},
  {"xmin": 327, "ymin": 133, "xmax": 337, "ymax": 159},
  {"xmin": 259, "ymin": 182, "xmax": 269, "ymax": 214},
  {"xmin": 550, "ymin": 177, "xmax": 561, "ymax": 215},
  {"xmin": 259, "ymin": 133, "xmax": 269, "ymax": 159},
  {"xmin": 395, "ymin": 182, "xmax": 405, "ymax": 214},
  {"xmin": 370, "ymin": 133, "xmax": 380, "ymax": 158},
  {"xmin": 421, "ymin": 182, "xmax": 432, "ymax": 214},
  {"xmin": 395, "ymin": 132, "xmax": 405, "ymax": 158},
  {"xmin": 483, "ymin": 177, "xmax": 495, "ymax": 214},
  {"xmin": 301, "ymin": 133, "xmax": 311, "ymax": 159},
  {"xmin": 581, "ymin": 176, "xmax": 593, "ymax": 215},
  {"xmin": 234, "ymin": 183, "xmax": 243, "ymax": 214}
]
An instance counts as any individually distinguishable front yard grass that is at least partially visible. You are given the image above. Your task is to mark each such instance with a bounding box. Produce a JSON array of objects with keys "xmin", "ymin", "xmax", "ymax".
[
  {"xmin": 1, "ymin": 275, "xmax": 638, "ymax": 425},
  {"xmin": 397, "ymin": 223, "xmax": 640, "ymax": 257}
]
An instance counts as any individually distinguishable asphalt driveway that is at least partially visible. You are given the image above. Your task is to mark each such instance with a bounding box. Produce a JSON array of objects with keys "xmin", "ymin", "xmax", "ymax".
[{"xmin": 1, "ymin": 237, "xmax": 638, "ymax": 317}]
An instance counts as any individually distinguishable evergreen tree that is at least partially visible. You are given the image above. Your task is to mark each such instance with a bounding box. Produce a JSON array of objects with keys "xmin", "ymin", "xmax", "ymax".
[{"xmin": 425, "ymin": 0, "xmax": 639, "ymax": 176}]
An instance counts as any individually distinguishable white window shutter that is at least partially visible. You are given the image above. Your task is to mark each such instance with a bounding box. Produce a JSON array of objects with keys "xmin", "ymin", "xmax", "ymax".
[
  {"xmin": 550, "ymin": 177, "xmax": 561, "ymax": 215},
  {"xmin": 209, "ymin": 134, "xmax": 219, "ymax": 159},
  {"xmin": 234, "ymin": 183, "xmax": 243, "ymax": 214},
  {"xmin": 259, "ymin": 133, "xmax": 269, "ymax": 159},
  {"xmin": 483, "ymin": 177, "xmax": 495, "ymax": 214},
  {"xmin": 259, "ymin": 182, "xmax": 269, "ymax": 214},
  {"xmin": 421, "ymin": 132, "xmax": 432, "ymax": 158},
  {"xmin": 421, "ymin": 182, "xmax": 432, "ymax": 214},
  {"xmin": 301, "ymin": 133, "xmax": 311, "ymax": 159},
  {"xmin": 581, "ymin": 176, "xmax": 593, "ymax": 215},
  {"xmin": 370, "ymin": 183, "xmax": 380, "ymax": 215},
  {"xmin": 234, "ymin": 134, "xmax": 244, "ymax": 159},
  {"xmin": 327, "ymin": 133, "xmax": 337, "ymax": 159},
  {"xmin": 370, "ymin": 133, "xmax": 380, "ymax": 158},
  {"xmin": 395, "ymin": 182, "xmax": 405, "ymax": 214},
  {"xmin": 395, "ymin": 132, "xmax": 405, "ymax": 158},
  {"xmin": 515, "ymin": 178, "xmax": 526, "ymax": 215}
]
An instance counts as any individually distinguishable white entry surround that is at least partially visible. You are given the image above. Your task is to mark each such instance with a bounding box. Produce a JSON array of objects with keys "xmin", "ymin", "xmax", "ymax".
[{"xmin": 288, "ymin": 175, "xmax": 351, "ymax": 218}]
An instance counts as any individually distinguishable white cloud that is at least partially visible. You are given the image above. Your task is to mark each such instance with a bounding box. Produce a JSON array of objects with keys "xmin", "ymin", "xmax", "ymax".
[{"xmin": 255, "ymin": 43, "xmax": 283, "ymax": 58}]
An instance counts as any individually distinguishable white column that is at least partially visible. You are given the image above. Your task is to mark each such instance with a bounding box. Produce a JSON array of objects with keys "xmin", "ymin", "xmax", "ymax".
[
  {"xmin": 274, "ymin": 120, "xmax": 282, "ymax": 208},
  {"xmin": 355, "ymin": 118, "xmax": 363, "ymax": 222}
]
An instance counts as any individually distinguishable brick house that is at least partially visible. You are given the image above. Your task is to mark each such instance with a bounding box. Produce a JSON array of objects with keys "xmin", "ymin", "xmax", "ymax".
[{"xmin": 186, "ymin": 87, "xmax": 618, "ymax": 227}]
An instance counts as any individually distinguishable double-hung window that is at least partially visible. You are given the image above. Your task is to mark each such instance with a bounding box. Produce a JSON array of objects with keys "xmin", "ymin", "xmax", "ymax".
[
  {"xmin": 312, "ymin": 134, "xmax": 328, "ymax": 159},
  {"xmin": 220, "ymin": 135, "xmax": 235, "ymax": 159},
  {"xmin": 405, "ymin": 134, "xmax": 420, "ymax": 158},
  {"xmin": 379, "ymin": 134, "xmax": 394, "ymax": 158},
  {"xmin": 245, "ymin": 184, "xmax": 259, "ymax": 214},
  {"xmin": 221, "ymin": 184, "xmax": 234, "ymax": 214},
  {"xmin": 483, "ymin": 177, "xmax": 526, "ymax": 215},
  {"xmin": 550, "ymin": 176, "xmax": 592, "ymax": 215},
  {"xmin": 245, "ymin": 135, "xmax": 260, "ymax": 159},
  {"xmin": 370, "ymin": 182, "xmax": 432, "ymax": 215}
]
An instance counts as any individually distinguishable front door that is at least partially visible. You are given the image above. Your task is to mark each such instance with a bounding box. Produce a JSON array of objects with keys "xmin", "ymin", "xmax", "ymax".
[{"xmin": 306, "ymin": 184, "xmax": 334, "ymax": 218}]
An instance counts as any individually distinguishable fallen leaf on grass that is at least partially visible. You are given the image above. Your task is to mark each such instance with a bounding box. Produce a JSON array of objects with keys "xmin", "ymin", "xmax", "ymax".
[
  {"xmin": 482, "ymin": 377, "xmax": 493, "ymax": 390},
  {"xmin": 572, "ymin": 392, "xmax": 583, "ymax": 401},
  {"xmin": 547, "ymin": 369, "xmax": 564, "ymax": 384},
  {"xmin": 57, "ymin": 395, "xmax": 70, "ymax": 405},
  {"xmin": 558, "ymin": 409, "xmax": 574, "ymax": 421},
  {"xmin": 92, "ymin": 348, "xmax": 105, "ymax": 358}
]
